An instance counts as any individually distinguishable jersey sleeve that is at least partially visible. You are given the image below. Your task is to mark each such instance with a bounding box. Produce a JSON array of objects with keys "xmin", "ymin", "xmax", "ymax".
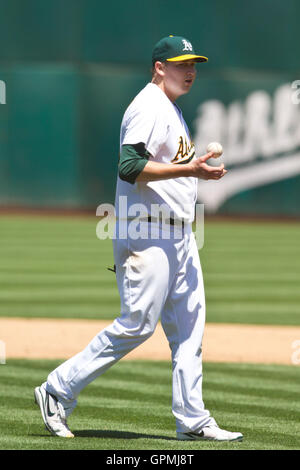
[
  {"xmin": 121, "ymin": 105, "xmax": 167, "ymax": 158},
  {"xmin": 118, "ymin": 143, "xmax": 150, "ymax": 184}
]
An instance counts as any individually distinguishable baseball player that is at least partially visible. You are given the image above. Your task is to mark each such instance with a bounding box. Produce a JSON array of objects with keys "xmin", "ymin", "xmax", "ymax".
[{"xmin": 34, "ymin": 35, "xmax": 243, "ymax": 442}]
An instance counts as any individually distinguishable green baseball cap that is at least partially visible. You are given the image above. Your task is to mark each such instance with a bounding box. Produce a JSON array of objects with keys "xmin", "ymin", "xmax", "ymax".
[{"xmin": 152, "ymin": 35, "xmax": 208, "ymax": 65}]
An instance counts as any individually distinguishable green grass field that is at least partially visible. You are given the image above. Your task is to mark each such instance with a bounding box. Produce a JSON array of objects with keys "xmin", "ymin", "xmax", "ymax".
[
  {"xmin": 0, "ymin": 215, "xmax": 300, "ymax": 451},
  {"xmin": 0, "ymin": 215, "xmax": 300, "ymax": 325},
  {"xmin": 0, "ymin": 359, "xmax": 300, "ymax": 450}
]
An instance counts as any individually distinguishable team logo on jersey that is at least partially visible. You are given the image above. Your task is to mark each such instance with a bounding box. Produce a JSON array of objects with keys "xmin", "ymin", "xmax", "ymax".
[
  {"xmin": 171, "ymin": 136, "xmax": 195, "ymax": 164},
  {"xmin": 182, "ymin": 39, "xmax": 193, "ymax": 52}
]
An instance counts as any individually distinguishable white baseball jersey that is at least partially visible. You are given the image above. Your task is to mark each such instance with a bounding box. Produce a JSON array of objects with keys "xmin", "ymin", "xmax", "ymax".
[{"xmin": 115, "ymin": 83, "xmax": 198, "ymax": 223}]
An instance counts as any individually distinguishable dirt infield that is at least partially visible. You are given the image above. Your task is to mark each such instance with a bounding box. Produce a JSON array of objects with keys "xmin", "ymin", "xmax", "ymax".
[{"xmin": 1, "ymin": 317, "xmax": 300, "ymax": 365}]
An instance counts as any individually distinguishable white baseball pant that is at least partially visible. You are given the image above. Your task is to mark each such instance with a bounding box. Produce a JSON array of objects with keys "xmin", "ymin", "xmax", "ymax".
[{"xmin": 45, "ymin": 221, "xmax": 215, "ymax": 432}]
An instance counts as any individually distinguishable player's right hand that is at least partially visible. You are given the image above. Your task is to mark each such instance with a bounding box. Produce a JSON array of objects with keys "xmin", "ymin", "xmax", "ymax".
[{"xmin": 189, "ymin": 152, "xmax": 228, "ymax": 180}]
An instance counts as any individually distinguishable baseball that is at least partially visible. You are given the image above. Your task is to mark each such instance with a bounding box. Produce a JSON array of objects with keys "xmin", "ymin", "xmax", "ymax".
[{"xmin": 207, "ymin": 142, "xmax": 223, "ymax": 158}]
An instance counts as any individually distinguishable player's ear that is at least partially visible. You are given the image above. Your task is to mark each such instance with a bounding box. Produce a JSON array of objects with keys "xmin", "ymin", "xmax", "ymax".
[{"xmin": 154, "ymin": 61, "xmax": 165, "ymax": 78}]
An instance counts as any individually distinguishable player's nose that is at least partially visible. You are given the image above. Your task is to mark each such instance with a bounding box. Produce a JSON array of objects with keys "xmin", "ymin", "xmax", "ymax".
[
  {"xmin": 187, "ymin": 66, "xmax": 196, "ymax": 76},
  {"xmin": 187, "ymin": 70, "xmax": 196, "ymax": 80}
]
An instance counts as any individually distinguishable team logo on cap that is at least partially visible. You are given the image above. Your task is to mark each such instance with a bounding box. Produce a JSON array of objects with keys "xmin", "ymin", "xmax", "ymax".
[{"xmin": 182, "ymin": 39, "xmax": 193, "ymax": 52}]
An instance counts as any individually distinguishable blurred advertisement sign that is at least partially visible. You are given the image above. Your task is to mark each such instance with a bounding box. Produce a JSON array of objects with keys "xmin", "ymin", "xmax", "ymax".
[
  {"xmin": 194, "ymin": 83, "xmax": 300, "ymax": 213},
  {"xmin": 0, "ymin": 80, "xmax": 6, "ymax": 104}
]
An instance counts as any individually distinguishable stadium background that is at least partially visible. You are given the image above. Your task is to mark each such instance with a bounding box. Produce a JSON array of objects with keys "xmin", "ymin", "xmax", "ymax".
[
  {"xmin": 0, "ymin": 0, "xmax": 300, "ymax": 451},
  {"xmin": 0, "ymin": 0, "xmax": 300, "ymax": 213}
]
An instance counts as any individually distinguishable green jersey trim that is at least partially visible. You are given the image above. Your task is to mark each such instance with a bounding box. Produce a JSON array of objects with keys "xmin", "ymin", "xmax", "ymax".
[{"xmin": 118, "ymin": 143, "xmax": 150, "ymax": 184}]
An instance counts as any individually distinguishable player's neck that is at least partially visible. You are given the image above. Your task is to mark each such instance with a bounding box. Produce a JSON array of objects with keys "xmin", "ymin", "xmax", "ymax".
[{"xmin": 151, "ymin": 79, "xmax": 178, "ymax": 103}]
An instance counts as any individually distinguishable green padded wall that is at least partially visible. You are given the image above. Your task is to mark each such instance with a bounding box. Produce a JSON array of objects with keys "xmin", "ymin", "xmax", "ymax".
[{"xmin": 0, "ymin": 0, "xmax": 299, "ymax": 213}]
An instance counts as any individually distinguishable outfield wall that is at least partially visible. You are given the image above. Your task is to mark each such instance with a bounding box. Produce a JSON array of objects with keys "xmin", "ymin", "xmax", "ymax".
[{"xmin": 0, "ymin": 0, "xmax": 299, "ymax": 215}]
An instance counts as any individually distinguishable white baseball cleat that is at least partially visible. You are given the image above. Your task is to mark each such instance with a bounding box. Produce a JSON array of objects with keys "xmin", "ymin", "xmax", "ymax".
[
  {"xmin": 177, "ymin": 425, "xmax": 243, "ymax": 442},
  {"xmin": 34, "ymin": 385, "xmax": 74, "ymax": 438}
]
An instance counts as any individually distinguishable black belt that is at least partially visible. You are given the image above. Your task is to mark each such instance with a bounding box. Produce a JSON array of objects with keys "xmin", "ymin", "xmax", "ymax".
[{"xmin": 146, "ymin": 216, "xmax": 185, "ymax": 228}]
